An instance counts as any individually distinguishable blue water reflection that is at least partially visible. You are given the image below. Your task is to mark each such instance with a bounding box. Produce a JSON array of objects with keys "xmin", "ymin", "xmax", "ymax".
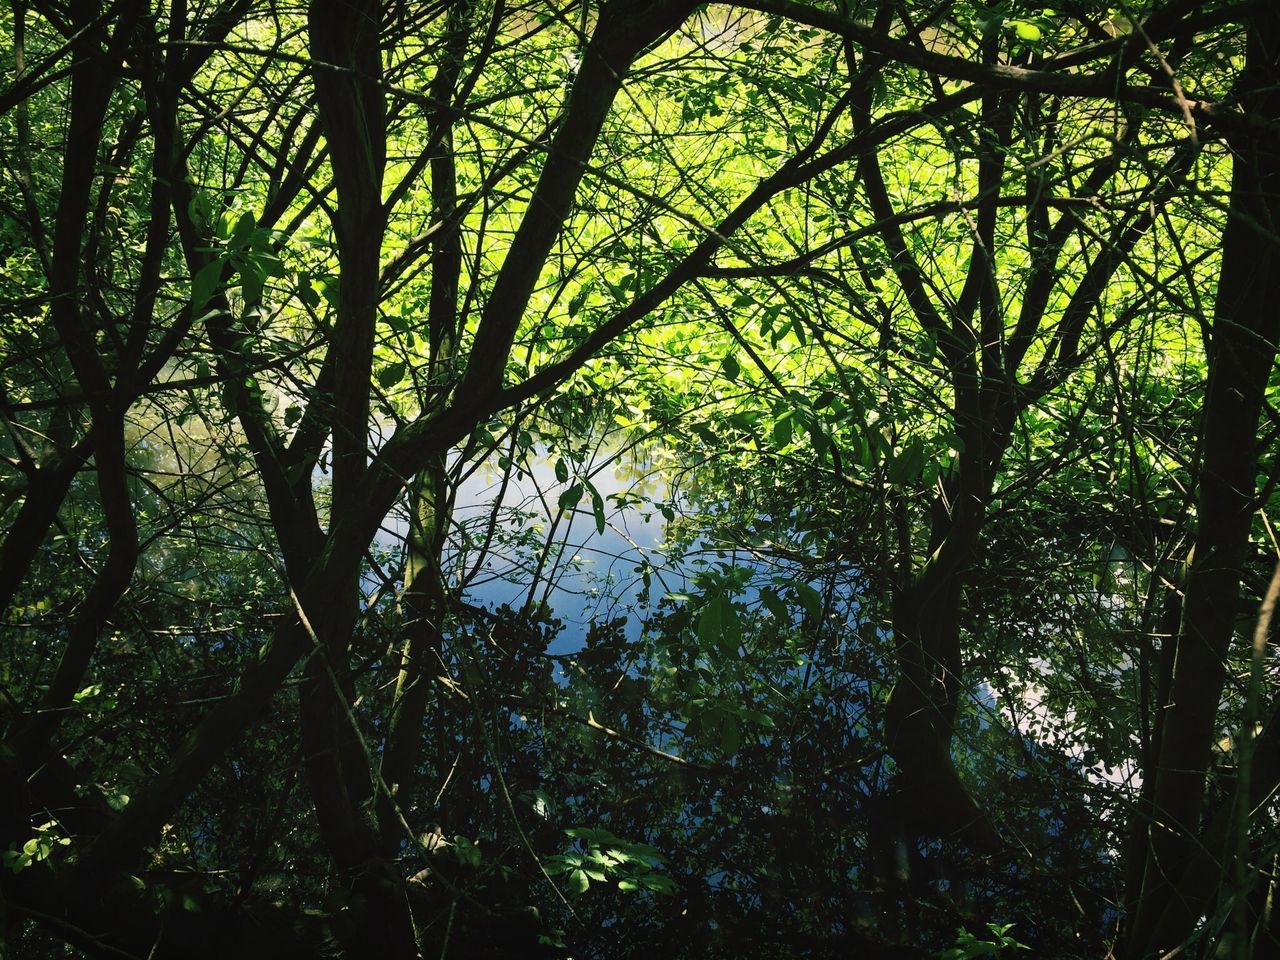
[{"xmin": 369, "ymin": 445, "xmax": 687, "ymax": 654}]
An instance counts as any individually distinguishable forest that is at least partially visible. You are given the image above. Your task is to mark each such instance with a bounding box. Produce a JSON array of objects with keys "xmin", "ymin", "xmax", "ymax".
[{"xmin": 0, "ymin": 0, "xmax": 1277, "ymax": 957}]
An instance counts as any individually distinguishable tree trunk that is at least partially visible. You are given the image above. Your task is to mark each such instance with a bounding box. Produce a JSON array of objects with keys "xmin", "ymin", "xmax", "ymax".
[
  {"xmin": 1126, "ymin": 9, "xmax": 1280, "ymax": 955},
  {"xmin": 377, "ymin": 456, "xmax": 450, "ymax": 849}
]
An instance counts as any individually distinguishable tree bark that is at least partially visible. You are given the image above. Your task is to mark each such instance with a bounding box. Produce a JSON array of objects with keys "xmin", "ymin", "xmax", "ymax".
[
  {"xmin": 1126, "ymin": 9, "xmax": 1280, "ymax": 955},
  {"xmin": 376, "ymin": 0, "xmax": 465, "ymax": 854}
]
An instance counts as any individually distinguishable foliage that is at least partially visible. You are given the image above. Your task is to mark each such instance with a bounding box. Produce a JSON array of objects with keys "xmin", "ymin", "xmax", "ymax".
[{"xmin": 0, "ymin": 1, "xmax": 1278, "ymax": 959}]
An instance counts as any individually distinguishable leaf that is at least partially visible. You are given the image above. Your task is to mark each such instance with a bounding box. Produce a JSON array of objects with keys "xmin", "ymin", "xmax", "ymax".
[
  {"xmin": 806, "ymin": 418, "xmax": 830, "ymax": 458},
  {"xmin": 187, "ymin": 191, "xmax": 211, "ymax": 229},
  {"xmin": 527, "ymin": 789, "xmax": 554, "ymax": 819},
  {"xmin": 721, "ymin": 353, "xmax": 741, "ymax": 381},
  {"xmin": 639, "ymin": 875, "xmax": 677, "ymax": 894},
  {"xmin": 720, "ymin": 716, "xmax": 741, "ymax": 756},
  {"xmin": 888, "ymin": 436, "xmax": 926, "ymax": 484},
  {"xmin": 377, "ymin": 361, "xmax": 407, "ymax": 389},
  {"xmin": 554, "ymin": 457, "xmax": 569, "ymax": 483},
  {"xmin": 793, "ymin": 582, "xmax": 823, "ymax": 620},
  {"xmin": 318, "ymin": 275, "xmax": 340, "ymax": 308},
  {"xmin": 759, "ymin": 587, "xmax": 788, "ymax": 621},
  {"xmin": 1012, "ymin": 20, "xmax": 1042, "ymax": 41},
  {"xmin": 191, "ymin": 261, "xmax": 222, "ymax": 314},
  {"xmin": 297, "ymin": 272, "xmax": 321, "ymax": 309},
  {"xmin": 697, "ymin": 596, "xmax": 722, "ymax": 646},
  {"xmin": 558, "ymin": 483, "xmax": 584, "ymax": 511},
  {"xmin": 568, "ymin": 869, "xmax": 590, "ymax": 894},
  {"xmin": 773, "ymin": 412, "xmax": 793, "ymax": 448},
  {"xmin": 239, "ymin": 260, "xmax": 265, "ymax": 304},
  {"xmin": 718, "ymin": 599, "xmax": 741, "ymax": 653},
  {"xmin": 584, "ymin": 478, "xmax": 606, "ymax": 534},
  {"xmin": 253, "ymin": 251, "xmax": 286, "ymax": 277},
  {"xmin": 228, "ymin": 210, "xmax": 256, "ymax": 250}
]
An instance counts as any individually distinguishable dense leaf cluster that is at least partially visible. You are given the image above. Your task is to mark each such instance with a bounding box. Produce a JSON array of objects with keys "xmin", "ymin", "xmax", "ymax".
[{"xmin": 1, "ymin": 1, "xmax": 1278, "ymax": 958}]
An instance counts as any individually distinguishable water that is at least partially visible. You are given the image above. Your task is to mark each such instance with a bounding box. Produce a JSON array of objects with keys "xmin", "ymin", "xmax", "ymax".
[
  {"xmin": 451, "ymin": 446, "xmax": 678, "ymax": 650},
  {"xmin": 367, "ymin": 442, "xmax": 687, "ymax": 654}
]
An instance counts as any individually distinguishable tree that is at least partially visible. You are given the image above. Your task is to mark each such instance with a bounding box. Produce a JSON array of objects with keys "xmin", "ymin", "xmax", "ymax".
[{"xmin": 0, "ymin": 2, "xmax": 1276, "ymax": 958}]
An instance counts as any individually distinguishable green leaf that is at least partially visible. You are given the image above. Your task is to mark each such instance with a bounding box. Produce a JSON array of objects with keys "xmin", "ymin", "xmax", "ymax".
[
  {"xmin": 806, "ymin": 418, "xmax": 829, "ymax": 458},
  {"xmin": 1012, "ymin": 20, "xmax": 1042, "ymax": 41},
  {"xmin": 759, "ymin": 586, "xmax": 788, "ymax": 621},
  {"xmin": 558, "ymin": 483, "xmax": 584, "ymax": 511},
  {"xmin": 239, "ymin": 260, "xmax": 265, "ymax": 304},
  {"xmin": 377, "ymin": 361, "xmax": 407, "ymax": 389},
  {"xmin": 721, "ymin": 353, "xmax": 741, "ymax": 381},
  {"xmin": 228, "ymin": 210, "xmax": 256, "ymax": 250},
  {"xmin": 191, "ymin": 261, "xmax": 222, "ymax": 314},
  {"xmin": 554, "ymin": 457, "xmax": 569, "ymax": 484},
  {"xmin": 773, "ymin": 412, "xmax": 793, "ymax": 448},
  {"xmin": 253, "ymin": 250, "xmax": 286, "ymax": 278},
  {"xmin": 718, "ymin": 599, "xmax": 741, "ymax": 653},
  {"xmin": 584, "ymin": 478, "xmax": 606, "ymax": 534},
  {"xmin": 720, "ymin": 716, "xmax": 741, "ymax": 756},
  {"xmin": 697, "ymin": 596, "xmax": 722, "ymax": 646},
  {"xmin": 888, "ymin": 436, "xmax": 926, "ymax": 484},
  {"xmin": 187, "ymin": 191, "xmax": 212, "ymax": 229},
  {"xmin": 639, "ymin": 875, "xmax": 677, "ymax": 895},
  {"xmin": 526, "ymin": 789, "xmax": 554, "ymax": 819},
  {"xmin": 568, "ymin": 869, "xmax": 590, "ymax": 894},
  {"xmin": 297, "ymin": 272, "xmax": 320, "ymax": 309},
  {"xmin": 318, "ymin": 276, "xmax": 340, "ymax": 308},
  {"xmin": 454, "ymin": 840, "xmax": 483, "ymax": 867},
  {"xmin": 793, "ymin": 582, "xmax": 823, "ymax": 620}
]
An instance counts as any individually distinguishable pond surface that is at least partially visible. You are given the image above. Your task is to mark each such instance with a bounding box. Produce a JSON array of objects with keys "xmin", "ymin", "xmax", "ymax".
[
  {"xmin": 368, "ymin": 443, "xmax": 695, "ymax": 654},
  {"xmin": 451, "ymin": 446, "xmax": 678, "ymax": 651},
  {"xmin": 370, "ymin": 441, "xmax": 860, "ymax": 659}
]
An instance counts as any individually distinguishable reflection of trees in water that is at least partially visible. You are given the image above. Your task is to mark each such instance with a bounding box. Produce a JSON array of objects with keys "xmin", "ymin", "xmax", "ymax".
[{"xmin": 2, "ymin": 1, "xmax": 1278, "ymax": 957}]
